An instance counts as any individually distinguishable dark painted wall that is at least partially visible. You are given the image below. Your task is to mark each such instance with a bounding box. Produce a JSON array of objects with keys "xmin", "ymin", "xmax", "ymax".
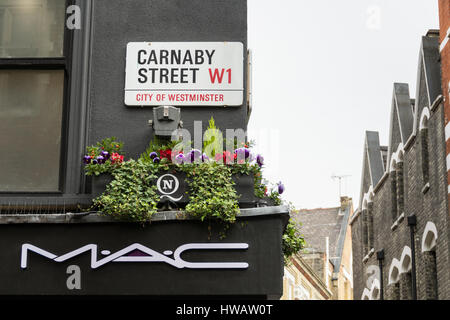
[
  {"xmin": 0, "ymin": 214, "xmax": 286, "ymax": 297},
  {"xmin": 88, "ymin": 0, "xmax": 248, "ymax": 160}
]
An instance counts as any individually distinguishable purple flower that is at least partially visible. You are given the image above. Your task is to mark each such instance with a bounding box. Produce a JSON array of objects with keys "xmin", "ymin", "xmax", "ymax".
[
  {"xmin": 174, "ymin": 153, "xmax": 186, "ymax": 165},
  {"xmin": 153, "ymin": 157, "xmax": 161, "ymax": 164},
  {"xmin": 150, "ymin": 152, "xmax": 158, "ymax": 159},
  {"xmin": 256, "ymin": 154, "xmax": 264, "ymax": 167},
  {"xmin": 188, "ymin": 149, "xmax": 202, "ymax": 163},
  {"xmin": 235, "ymin": 148, "xmax": 251, "ymax": 162},
  {"xmin": 83, "ymin": 155, "xmax": 91, "ymax": 164},
  {"xmin": 101, "ymin": 151, "xmax": 110, "ymax": 160},
  {"xmin": 96, "ymin": 155, "xmax": 105, "ymax": 164},
  {"xmin": 277, "ymin": 182, "xmax": 285, "ymax": 195},
  {"xmin": 202, "ymin": 153, "xmax": 210, "ymax": 162},
  {"xmin": 92, "ymin": 159, "xmax": 98, "ymax": 165}
]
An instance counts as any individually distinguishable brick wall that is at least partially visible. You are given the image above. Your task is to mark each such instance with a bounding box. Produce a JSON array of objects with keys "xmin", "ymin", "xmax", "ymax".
[
  {"xmin": 423, "ymin": 251, "xmax": 438, "ymax": 299},
  {"xmin": 439, "ymin": 0, "xmax": 450, "ymax": 202},
  {"xmin": 352, "ymin": 3, "xmax": 450, "ymax": 300},
  {"xmin": 352, "ymin": 99, "xmax": 450, "ymax": 300}
]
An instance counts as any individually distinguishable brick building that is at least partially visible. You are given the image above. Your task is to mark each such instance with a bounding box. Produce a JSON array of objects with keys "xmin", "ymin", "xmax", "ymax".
[
  {"xmin": 281, "ymin": 254, "xmax": 332, "ymax": 300},
  {"xmin": 351, "ymin": 2, "xmax": 450, "ymax": 300},
  {"xmin": 286, "ymin": 197, "xmax": 354, "ymax": 300}
]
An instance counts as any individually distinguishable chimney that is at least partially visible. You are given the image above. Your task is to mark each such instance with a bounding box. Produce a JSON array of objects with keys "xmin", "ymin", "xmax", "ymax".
[
  {"xmin": 340, "ymin": 196, "xmax": 351, "ymax": 210},
  {"xmin": 426, "ymin": 29, "xmax": 440, "ymax": 37},
  {"xmin": 438, "ymin": 1, "xmax": 450, "ymax": 218}
]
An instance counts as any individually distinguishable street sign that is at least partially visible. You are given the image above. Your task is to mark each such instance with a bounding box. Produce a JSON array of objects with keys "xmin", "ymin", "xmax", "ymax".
[{"xmin": 125, "ymin": 42, "xmax": 244, "ymax": 106}]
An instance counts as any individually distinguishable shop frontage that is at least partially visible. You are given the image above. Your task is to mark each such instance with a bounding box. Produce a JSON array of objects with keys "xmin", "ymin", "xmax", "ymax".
[
  {"xmin": 0, "ymin": 0, "xmax": 294, "ymax": 299},
  {"xmin": 0, "ymin": 208, "xmax": 287, "ymax": 298}
]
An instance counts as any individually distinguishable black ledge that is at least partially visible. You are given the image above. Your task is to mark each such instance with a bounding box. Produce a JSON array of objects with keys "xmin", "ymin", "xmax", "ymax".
[{"xmin": 0, "ymin": 205, "xmax": 290, "ymax": 224}]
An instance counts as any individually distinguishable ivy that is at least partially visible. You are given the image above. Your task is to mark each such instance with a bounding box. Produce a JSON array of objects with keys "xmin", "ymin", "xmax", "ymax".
[
  {"xmin": 92, "ymin": 159, "xmax": 160, "ymax": 223},
  {"xmin": 282, "ymin": 219, "xmax": 306, "ymax": 263},
  {"xmin": 269, "ymin": 191, "xmax": 282, "ymax": 206},
  {"xmin": 85, "ymin": 134, "xmax": 303, "ymax": 261},
  {"xmin": 183, "ymin": 162, "xmax": 240, "ymax": 225}
]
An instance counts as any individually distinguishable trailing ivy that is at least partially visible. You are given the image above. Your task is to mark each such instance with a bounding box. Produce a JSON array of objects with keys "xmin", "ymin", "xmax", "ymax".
[
  {"xmin": 85, "ymin": 132, "xmax": 302, "ymax": 262},
  {"xmin": 92, "ymin": 159, "xmax": 160, "ymax": 223},
  {"xmin": 269, "ymin": 191, "xmax": 282, "ymax": 206},
  {"xmin": 282, "ymin": 219, "xmax": 306, "ymax": 263},
  {"xmin": 183, "ymin": 162, "xmax": 240, "ymax": 225}
]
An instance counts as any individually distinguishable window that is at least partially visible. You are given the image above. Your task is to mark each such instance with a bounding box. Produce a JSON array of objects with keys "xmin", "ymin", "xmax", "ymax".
[
  {"xmin": 422, "ymin": 222, "xmax": 438, "ymax": 299},
  {"xmin": 361, "ymin": 206, "xmax": 369, "ymax": 256},
  {"xmin": 396, "ymin": 152, "xmax": 404, "ymax": 215},
  {"xmin": 390, "ymin": 282, "xmax": 400, "ymax": 300},
  {"xmin": 419, "ymin": 108, "xmax": 430, "ymax": 186},
  {"xmin": 421, "ymin": 128, "xmax": 430, "ymax": 183},
  {"xmin": 389, "ymin": 148, "xmax": 405, "ymax": 224},
  {"xmin": 390, "ymin": 164, "xmax": 397, "ymax": 222},
  {"xmin": 0, "ymin": 0, "xmax": 70, "ymax": 193},
  {"xmin": 388, "ymin": 260, "xmax": 400, "ymax": 299},
  {"xmin": 399, "ymin": 272, "xmax": 412, "ymax": 300},
  {"xmin": 367, "ymin": 201, "xmax": 374, "ymax": 248},
  {"xmin": 0, "ymin": 0, "xmax": 65, "ymax": 58},
  {"xmin": 423, "ymin": 250, "xmax": 438, "ymax": 299},
  {"xmin": 362, "ymin": 191, "xmax": 375, "ymax": 253}
]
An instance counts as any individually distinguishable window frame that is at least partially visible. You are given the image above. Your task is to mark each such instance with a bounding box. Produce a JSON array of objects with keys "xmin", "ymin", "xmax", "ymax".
[
  {"xmin": 419, "ymin": 108, "xmax": 431, "ymax": 188},
  {"xmin": 0, "ymin": 0, "xmax": 74, "ymax": 195}
]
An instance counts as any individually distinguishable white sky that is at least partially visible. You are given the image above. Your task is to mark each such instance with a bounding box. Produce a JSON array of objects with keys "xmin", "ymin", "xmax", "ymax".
[{"xmin": 247, "ymin": 0, "xmax": 439, "ymax": 209}]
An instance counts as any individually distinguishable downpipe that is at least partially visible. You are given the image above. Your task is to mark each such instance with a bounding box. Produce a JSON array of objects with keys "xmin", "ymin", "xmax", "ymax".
[
  {"xmin": 407, "ymin": 214, "xmax": 417, "ymax": 300},
  {"xmin": 376, "ymin": 249, "xmax": 385, "ymax": 300}
]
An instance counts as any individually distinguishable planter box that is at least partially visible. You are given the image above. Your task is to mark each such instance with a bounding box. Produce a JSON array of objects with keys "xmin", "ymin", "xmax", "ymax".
[
  {"xmin": 92, "ymin": 171, "xmax": 261, "ymax": 208},
  {"xmin": 91, "ymin": 174, "xmax": 113, "ymax": 198},
  {"xmin": 0, "ymin": 206, "xmax": 289, "ymax": 298},
  {"xmin": 232, "ymin": 173, "xmax": 259, "ymax": 207}
]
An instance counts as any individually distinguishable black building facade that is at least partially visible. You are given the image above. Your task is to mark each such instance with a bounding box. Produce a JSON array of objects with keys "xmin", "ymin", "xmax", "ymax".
[
  {"xmin": 0, "ymin": 0, "xmax": 288, "ymax": 298},
  {"xmin": 1, "ymin": 0, "xmax": 249, "ymax": 202}
]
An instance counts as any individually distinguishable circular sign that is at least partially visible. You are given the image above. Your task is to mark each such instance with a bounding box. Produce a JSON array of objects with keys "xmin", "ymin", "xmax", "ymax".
[{"xmin": 156, "ymin": 174, "xmax": 180, "ymax": 195}]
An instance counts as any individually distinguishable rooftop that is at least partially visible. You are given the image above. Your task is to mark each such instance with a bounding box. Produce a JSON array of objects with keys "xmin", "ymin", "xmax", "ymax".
[{"xmin": 292, "ymin": 207, "xmax": 342, "ymax": 258}]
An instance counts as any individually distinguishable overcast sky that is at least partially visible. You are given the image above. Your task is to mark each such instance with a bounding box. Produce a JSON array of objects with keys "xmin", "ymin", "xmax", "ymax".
[{"xmin": 247, "ymin": 0, "xmax": 439, "ymax": 209}]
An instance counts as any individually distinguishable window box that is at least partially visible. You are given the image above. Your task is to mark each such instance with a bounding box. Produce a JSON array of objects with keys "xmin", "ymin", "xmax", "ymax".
[
  {"xmin": 92, "ymin": 171, "xmax": 261, "ymax": 208},
  {"xmin": 91, "ymin": 174, "xmax": 114, "ymax": 199}
]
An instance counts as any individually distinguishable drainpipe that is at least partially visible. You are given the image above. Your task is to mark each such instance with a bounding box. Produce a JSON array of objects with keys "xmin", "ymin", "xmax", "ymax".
[
  {"xmin": 325, "ymin": 237, "xmax": 330, "ymax": 287},
  {"xmin": 407, "ymin": 214, "xmax": 417, "ymax": 300},
  {"xmin": 376, "ymin": 249, "xmax": 384, "ymax": 300}
]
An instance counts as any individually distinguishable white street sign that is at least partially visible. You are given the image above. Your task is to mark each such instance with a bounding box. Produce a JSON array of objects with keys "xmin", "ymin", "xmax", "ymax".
[{"xmin": 125, "ymin": 42, "xmax": 244, "ymax": 106}]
